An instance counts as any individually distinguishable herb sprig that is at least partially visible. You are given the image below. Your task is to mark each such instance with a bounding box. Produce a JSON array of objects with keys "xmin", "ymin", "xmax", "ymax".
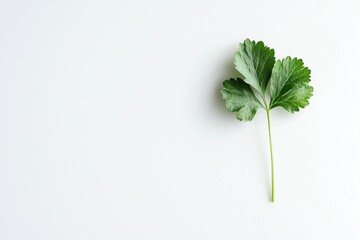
[{"xmin": 220, "ymin": 39, "xmax": 313, "ymax": 202}]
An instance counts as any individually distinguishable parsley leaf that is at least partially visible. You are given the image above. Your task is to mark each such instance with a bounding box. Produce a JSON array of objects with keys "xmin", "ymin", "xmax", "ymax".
[
  {"xmin": 221, "ymin": 78, "xmax": 264, "ymax": 121},
  {"xmin": 270, "ymin": 57, "xmax": 314, "ymax": 112},
  {"xmin": 220, "ymin": 39, "xmax": 313, "ymax": 202},
  {"xmin": 234, "ymin": 39, "xmax": 275, "ymax": 95}
]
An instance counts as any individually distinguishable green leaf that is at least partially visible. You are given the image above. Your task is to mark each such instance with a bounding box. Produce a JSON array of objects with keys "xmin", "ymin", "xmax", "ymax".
[
  {"xmin": 234, "ymin": 39, "xmax": 275, "ymax": 95},
  {"xmin": 220, "ymin": 78, "xmax": 263, "ymax": 121},
  {"xmin": 219, "ymin": 39, "xmax": 314, "ymax": 202},
  {"xmin": 269, "ymin": 57, "xmax": 313, "ymax": 113}
]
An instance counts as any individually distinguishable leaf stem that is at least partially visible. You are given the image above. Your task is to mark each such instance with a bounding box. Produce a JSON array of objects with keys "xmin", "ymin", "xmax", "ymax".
[{"xmin": 265, "ymin": 107, "xmax": 275, "ymax": 202}]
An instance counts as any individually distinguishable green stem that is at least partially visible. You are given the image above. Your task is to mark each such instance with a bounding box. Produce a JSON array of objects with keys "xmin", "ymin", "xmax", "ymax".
[{"xmin": 265, "ymin": 107, "xmax": 275, "ymax": 202}]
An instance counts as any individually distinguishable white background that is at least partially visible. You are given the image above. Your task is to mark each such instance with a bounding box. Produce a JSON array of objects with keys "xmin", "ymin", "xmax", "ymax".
[{"xmin": 0, "ymin": 0, "xmax": 359, "ymax": 239}]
